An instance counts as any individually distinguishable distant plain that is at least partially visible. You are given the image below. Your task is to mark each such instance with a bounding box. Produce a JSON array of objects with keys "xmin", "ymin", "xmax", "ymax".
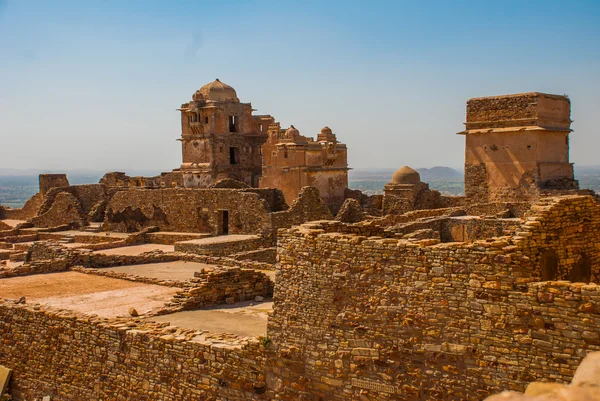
[{"xmin": 2, "ymin": 166, "xmax": 600, "ymax": 208}]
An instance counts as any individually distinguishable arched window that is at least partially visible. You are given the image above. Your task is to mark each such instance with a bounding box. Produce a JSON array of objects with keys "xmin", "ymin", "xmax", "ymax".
[
  {"xmin": 540, "ymin": 250, "xmax": 559, "ymax": 281},
  {"xmin": 569, "ymin": 254, "xmax": 591, "ymax": 283}
]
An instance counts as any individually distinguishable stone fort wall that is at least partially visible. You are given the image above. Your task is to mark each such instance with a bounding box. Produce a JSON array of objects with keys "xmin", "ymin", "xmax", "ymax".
[
  {"xmin": 103, "ymin": 188, "xmax": 273, "ymax": 234},
  {"xmin": 265, "ymin": 195, "xmax": 600, "ymax": 400},
  {"xmin": 0, "ymin": 301, "xmax": 268, "ymax": 401}
]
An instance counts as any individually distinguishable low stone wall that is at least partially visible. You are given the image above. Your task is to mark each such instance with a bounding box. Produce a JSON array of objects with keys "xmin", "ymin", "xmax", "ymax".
[
  {"xmin": 0, "ymin": 228, "xmax": 20, "ymax": 238},
  {"xmin": 71, "ymin": 265, "xmax": 184, "ymax": 288},
  {"xmin": 76, "ymin": 250, "xmax": 180, "ymax": 268},
  {"xmin": 146, "ymin": 231, "xmax": 212, "ymax": 245},
  {"xmin": 0, "ymin": 259, "xmax": 69, "ymax": 279},
  {"xmin": 270, "ymin": 187, "xmax": 334, "ymax": 237},
  {"xmin": 179, "ymin": 253, "xmax": 275, "ymax": 271},
  {"xmin": 0, "ymin": 233, "xmax": 38, "ymax": 243},
  {"xmin": 37, "ymin": 232, "xmax": 125, "ymax": 244},
  {"xmin": 26, "ymin": 241, "xmax": 67, "ymax": 261},
  {"xmin": 160, "ymin": 267, "xmax": 273, "ymax": 314},
  {"xmin": 0, "ymin": 301, "xmax": 267, "ymax": 401},
  {"xmin": 174, "ymin": 235, "xmax": 269, "ymax": 257},
  {"xmin": 0, "ymin": 250, "xmax": 13, "ymax": 260},
  {"xmin": 229, "ymin": 247, "xmax": 277, "ymax": 264}
]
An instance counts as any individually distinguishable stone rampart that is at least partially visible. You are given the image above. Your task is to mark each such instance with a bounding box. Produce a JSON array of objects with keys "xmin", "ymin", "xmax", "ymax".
[
  {"xmin": 0, "ymin": 301, "xmax": 267, "ymax": 401},
  {"xmin": 265, "ymin": 195, "xmax": 600, "ymax": 400},
  {"xmin": 103, "ymin": 188, "xmax": 272, "ymax": 235}
]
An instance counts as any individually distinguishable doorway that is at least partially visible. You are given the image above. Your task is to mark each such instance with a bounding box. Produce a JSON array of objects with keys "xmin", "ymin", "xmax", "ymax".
[{"xmin": 220, "ymin": 210, "xmax": 229, "ymax": 235}]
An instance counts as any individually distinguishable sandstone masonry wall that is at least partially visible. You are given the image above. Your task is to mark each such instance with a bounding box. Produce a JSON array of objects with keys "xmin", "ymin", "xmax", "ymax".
[
  {"xmin": 174, "ymin": 236, "xmax": 268, "ymax": 257},
  {"xmin": 266, "ymin": 195, "xmax": 600, "ymax": 400},
  {"xmin": 1, "ymin": 193, "xmax": 44, "ymax": 220},
  {"xmin": 0, "ymin": 301, "xmax": 267, "ymax": 401},
  {"xmin": 103, "ymin": 188, "xmax": 272, "ymax": 235}
]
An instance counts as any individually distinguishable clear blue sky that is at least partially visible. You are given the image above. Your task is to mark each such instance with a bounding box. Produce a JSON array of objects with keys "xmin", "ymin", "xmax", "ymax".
[{"xmin": 1, "ymin": 0, "xmax": 599, "ymax": 172}]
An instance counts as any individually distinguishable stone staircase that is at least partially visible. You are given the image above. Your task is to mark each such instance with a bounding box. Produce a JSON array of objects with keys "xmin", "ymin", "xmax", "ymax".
[
  {"xmin": 84, "ymin": 223, "xmax": 103, "ymax": 233},
  {"xmin": 57, "ymin": 236, "xmax": 75, "ymax": 244}
]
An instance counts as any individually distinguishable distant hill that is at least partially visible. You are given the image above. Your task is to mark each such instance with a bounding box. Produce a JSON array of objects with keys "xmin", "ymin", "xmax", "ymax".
[{"xmin": 417, "ymin": 166, "xmax": 463, "ymax": 182}]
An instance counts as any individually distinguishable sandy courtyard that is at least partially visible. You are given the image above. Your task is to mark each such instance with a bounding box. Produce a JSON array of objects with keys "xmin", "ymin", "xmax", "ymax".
[
  {"xmin": 0, "ymin": 272, "xmax": 180, "ymax": 318},
  {"xmin": 149, "ymin": 300, "xmax": 273, "ymax": 337}
]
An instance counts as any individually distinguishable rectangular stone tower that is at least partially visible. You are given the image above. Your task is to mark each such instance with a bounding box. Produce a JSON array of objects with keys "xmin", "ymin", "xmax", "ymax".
[
  {"xmin": 459, "ymin": 92, "xmax": 577, "ymax": 203},
  {"xmin": 177, "ymin": 79, "xmax": 267, "ymax": 188}
]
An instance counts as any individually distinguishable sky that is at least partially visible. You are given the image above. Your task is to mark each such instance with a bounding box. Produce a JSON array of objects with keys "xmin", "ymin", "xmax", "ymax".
[{"xmin": 1, "ymin": 0, "xmax": 599, "ymax": 173}]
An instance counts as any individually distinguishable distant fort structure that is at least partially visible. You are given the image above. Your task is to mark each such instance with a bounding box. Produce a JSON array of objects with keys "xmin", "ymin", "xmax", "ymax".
[{"xmin": 2, "ymin": 87, "xmax": 600, "ymax": 401}]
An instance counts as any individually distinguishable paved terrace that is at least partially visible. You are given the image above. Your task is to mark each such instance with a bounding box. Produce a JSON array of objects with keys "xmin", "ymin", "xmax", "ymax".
[
  {"xmin": 102, "ymin": 261, "xmax": 277, "ymax": 282},
  {"xmin": 148, "ymin": 299, "xmax": 272, "ymax": 338},
  {"xmin": 0, "ymin": 272, "xmax": 180, "ymax": 318}
]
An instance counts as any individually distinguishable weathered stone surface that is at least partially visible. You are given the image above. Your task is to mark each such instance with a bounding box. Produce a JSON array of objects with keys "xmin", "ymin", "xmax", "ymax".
[
  {"xmin": 335, "ymin": 198, "xmax": 365, "ymax": 223},
  {"xmin": 29, "ymin": 192, "xmax": 86, "ymax": 228},
  {"xmin": 0, "ymin": 365, "xmax": 11, "ymax": 396},
  {"xmin": 571, "ymin": 352, "xmax": 600, "ymax": 387},
  {"xmin": 266, "ymin": 195, "xmax": 600, "ymax": 400}
]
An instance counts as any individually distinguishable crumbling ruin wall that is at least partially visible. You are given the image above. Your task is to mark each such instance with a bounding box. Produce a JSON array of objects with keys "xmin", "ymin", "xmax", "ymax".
[
  {"xmin": 266, "ymin": 195, "xmax": 600, "ymax": 400},
  {"xmin": 335, "ymin": 198, "xmax": 365, "ymax": 223},
  {"xmin": 38, "ymin": 184, "xmax": 108, "ymax": 218},
  {"xmin": 29, "ymin": 192, "xmax": 87, "ymax": 229},
  {"xmin": 344, "ymin": 188, "xmax": 383, "ymax": 216},
  {"xmin": 100, "ymin": 171, "xmax": 184, "ymax": 188},
  {"xmin": 1, "ymin": 193, "xmax": 44, "ymax": 220},
  {"xmin": 103, "ymin": 188, "xmax": 272, "ymax": 234},
  {"xmin": 270, "ymin": 186, "xmax": 333, "ymax": 235},
  {"xmin": 172, "ymin": 267, "xmax": 274, "ymax": 311},
  {"xmin": 241, "ymin": 188, "xmax": 288, "ymax": 212},
  {"xmin": 0, "ymin": 301, "xmax": 267, "ymax": 401},
  {"xmin": 518, "ymin": 195, "xmax": 600, "ymax": 282},
  {"xmin": 39, "ymin": 174, "xmax": 70, "ymax": 197},
  {"xmin": 0, "ymin": 259, "xmax": 70, "ymax": 279},
  {"xmin": 439, "ymin": 216, "xmax": 521, "ymax": 243}
]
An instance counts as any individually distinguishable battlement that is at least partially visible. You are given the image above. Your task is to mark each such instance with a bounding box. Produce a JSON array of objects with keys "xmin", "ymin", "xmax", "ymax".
[{"xmin": 464, "ymin": 92, "xmax": 572, "ymax": 132}]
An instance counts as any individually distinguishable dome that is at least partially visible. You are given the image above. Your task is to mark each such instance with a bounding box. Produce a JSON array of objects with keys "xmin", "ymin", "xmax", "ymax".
[
  {"xmin": 391, "ymin": 166, "xmax": 421, "ymax": 185},
  {"xmin": 320, "ymin": 126, "xmax": 333, "ymax": 135},
  {"xmin": 285, "ymin": 125, "xmax": 299, "ymax": 139},
  {"xmin": 197, "ymin": 79, "xmax": 239, "ymax": 102}
]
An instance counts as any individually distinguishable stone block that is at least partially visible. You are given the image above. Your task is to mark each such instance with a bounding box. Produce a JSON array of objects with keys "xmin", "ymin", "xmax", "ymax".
[{"xmin": 0, "ymin": 365, "xmax": 11, "ymax": 396}]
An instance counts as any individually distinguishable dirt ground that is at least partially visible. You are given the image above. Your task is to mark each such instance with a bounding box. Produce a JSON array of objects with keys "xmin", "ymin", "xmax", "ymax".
[
  {"xmin": 148, "ymin": 300, "xmax": 273, "ymax": 338},
  {"xmin": 92, "ymin": 244, "xmax": 175, "ymax": 256},
  {"xmin": 0, "ymin": 219, "xmax": 25, "ymax": 228},
  {"xmin": 0, "ymin": 272, "xmax": 180, "ymax": 317}
]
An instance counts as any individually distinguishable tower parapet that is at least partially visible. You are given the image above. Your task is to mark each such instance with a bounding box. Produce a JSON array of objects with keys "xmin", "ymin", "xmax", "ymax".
[{"xmin": 459, "ymin": 92, "xmax": 578, "ymax": 203}]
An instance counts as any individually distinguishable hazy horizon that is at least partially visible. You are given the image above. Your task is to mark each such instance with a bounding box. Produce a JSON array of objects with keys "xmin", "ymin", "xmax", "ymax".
[{"xmin": 1, "ymin": 0, "xmax": 599, "ymax": 171}]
